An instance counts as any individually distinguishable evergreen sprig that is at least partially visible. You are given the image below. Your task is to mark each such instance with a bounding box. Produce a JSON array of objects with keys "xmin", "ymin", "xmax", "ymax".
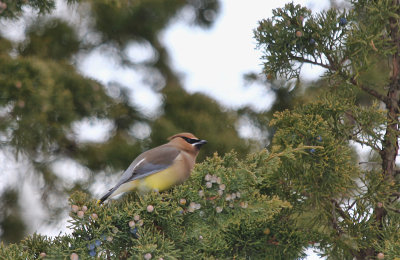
[{"xmin": 0, "ymin": 149, "xmax": 318, "ymax": 259}]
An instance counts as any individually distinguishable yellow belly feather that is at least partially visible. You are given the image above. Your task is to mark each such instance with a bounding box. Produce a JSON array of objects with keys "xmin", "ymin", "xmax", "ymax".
[{"xmin": 110, "ymin": 158, "xmax": 187, "ymax": 198}]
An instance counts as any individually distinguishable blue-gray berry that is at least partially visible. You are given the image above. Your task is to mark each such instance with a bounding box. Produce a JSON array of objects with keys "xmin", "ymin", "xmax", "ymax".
[{"xmin": 87, "ymin": 243, "xmax": 95, "ymax": 250}]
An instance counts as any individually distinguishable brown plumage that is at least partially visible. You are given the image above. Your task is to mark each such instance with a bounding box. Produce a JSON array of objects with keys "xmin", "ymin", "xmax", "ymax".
[{"xmin": 98, "ymin": 133, "xmax": 207, "ymax": 203}]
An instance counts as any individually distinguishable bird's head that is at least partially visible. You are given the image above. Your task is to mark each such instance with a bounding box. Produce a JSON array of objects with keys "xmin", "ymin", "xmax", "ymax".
[{"xmin": 168, "ymin": 132, "xmax": 207, "ymax": 154}]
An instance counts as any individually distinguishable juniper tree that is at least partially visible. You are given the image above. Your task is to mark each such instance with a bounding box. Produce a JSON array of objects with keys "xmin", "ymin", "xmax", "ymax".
[{"xmin": 255, "ymin": 1, "xmax": 400, "ymax": 259}]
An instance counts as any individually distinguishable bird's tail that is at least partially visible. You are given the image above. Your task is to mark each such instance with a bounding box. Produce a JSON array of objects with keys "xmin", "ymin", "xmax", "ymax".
[
  {"xmin": 98, "ymin": 189, "xmax": 115, "ymax": 205},
  {"xmin": 98, "ymin": 180, "xmax": 139, "ymax": 204}
]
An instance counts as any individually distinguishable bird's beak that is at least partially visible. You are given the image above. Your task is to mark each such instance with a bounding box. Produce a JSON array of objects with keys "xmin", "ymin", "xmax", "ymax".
[{"xmin": 194, "ymin": 139, "xmax": 207, "ymax": 149}]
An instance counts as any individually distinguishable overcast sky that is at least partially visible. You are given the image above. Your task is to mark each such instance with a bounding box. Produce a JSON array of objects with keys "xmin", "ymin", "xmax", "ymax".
[
  {"xmin": 79, "ymin": 0, "xmax": 330, "ymax": 115},
  {"xmin": 162, "ymin": 0, "xmax": 330, "ymax": 110},
  {"xmin": 76, "ymin": 0, "xmax": 329, "ymax": 143}
]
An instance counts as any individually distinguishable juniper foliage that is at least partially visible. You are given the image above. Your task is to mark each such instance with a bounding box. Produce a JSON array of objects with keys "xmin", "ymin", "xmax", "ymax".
[
  {"xmin": 255, "ymin": 1, "xmax": 400, "ymax": 259},
  {"xmin": 1, "ymin": 150, "xmax": 315, "ymax": 259}
]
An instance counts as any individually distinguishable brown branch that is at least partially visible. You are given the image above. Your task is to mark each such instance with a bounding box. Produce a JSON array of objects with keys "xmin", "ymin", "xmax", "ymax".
[
  {"xmin": 291, "ymin": 51, "xmax": 390, "ymax": 105},
  {"xmin": 389, "ymin": 191, "xmax": 400, "ymax": 203},
  {"xmin": 347, "ymin": 200, "xmax": 357, "ymax": 211},
  {"xmin": 391, "ymin": 191, "xmax": 400, "ymax": 196},
  {"xmin": 331, "ymin": 200, "xmax": 344, "ymax": 235},
  {"xmin": 331, "ymin": 199, "xmax": 351, "ymax": 221},
  {"xmin": 350, "ymin": 77, "xmax": 389, "ymax": 103},
  {"xmin": 325, "ymin": 54, "xmax": 338, "ymax": 71},
  {"xmin": 289, "ymin": 55, "xmax": 332, "ymax": 69},
  {"xmin": 294, "ymin": 52, "xmax": 388, "ymax": 103},
  {"xmin": 352, "ymin": 138, "xmax": 382, "ymax": 153},
  {"xmin": 344, "ymin": 111, "xmax": 382, "ymax": 152},
  {"xmin": 358, "ymin": 161, "xmax": 380, "ymax": 165},
  {"xmin": 387, "ymin": 207, "xmax": 400, "ymax": 214}
]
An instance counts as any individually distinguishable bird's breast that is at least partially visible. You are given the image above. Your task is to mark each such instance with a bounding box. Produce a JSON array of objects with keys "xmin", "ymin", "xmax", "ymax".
[{"xmin": 139, "ymin": 153, "xmax": 191, "ymax": 193}]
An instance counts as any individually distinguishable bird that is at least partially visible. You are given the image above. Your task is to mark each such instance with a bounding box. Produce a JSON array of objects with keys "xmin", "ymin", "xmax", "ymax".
[{"xmin": 98, "ymin": 133, "xmax": 207, "ymax": 204}]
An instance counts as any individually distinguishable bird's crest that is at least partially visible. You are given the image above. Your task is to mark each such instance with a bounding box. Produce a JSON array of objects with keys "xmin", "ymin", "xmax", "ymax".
[{"xmin": 168, "ymin": 132, "xmax": 197, "ymax": 140}]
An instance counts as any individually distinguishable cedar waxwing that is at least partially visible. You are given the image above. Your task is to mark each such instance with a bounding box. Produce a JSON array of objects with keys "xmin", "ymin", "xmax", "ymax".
[{"xmin": 98, "ymin": 133, "xmax": 207, "ymax": 204}]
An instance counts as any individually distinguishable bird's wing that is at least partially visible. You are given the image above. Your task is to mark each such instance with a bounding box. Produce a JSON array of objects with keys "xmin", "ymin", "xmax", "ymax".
[{"xmin": 113, "ymin": 145, "xmax": 181, "ymax": 188}]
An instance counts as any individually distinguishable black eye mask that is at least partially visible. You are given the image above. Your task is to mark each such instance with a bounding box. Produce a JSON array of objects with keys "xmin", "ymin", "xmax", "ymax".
[{"xmin": 180, "ymin": 136, "xmax": 201, "ymax": 144}]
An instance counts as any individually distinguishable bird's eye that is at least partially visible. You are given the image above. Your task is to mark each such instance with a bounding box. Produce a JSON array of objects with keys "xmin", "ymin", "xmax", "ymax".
[
  {"xmin": 180, "ymin": 136, "xmax": 199, "ymax": 144},
  {"xmin": 180, "ymin": 136, "xmax": 189, "ymax": 142}
]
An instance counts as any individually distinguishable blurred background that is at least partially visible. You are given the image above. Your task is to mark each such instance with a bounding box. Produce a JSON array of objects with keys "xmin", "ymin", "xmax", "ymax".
[{"xmin": 0, "ymin": 0, "xmax": 341, "ymax": 257}]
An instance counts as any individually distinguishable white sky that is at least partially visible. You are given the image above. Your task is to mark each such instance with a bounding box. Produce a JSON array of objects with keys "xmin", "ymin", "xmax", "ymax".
[
  {"xmin": 78, "ymin": 0, "xmax": 330, "ymax": 116},
  {"xmin": 75, "ymin": 0, "xmax": 329, "ymax": 142},
  {"xmin": 162, "ymin": 0, "xmax": 329, "ymax": 111}
]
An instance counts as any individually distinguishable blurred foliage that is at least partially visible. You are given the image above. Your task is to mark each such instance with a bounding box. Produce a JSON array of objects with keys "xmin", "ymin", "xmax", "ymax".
[
  {"xmin": 0, "ymin": 55, "xmax": 111, "ymax": 154},
  {"xmin": 0, "ymin": 0, "xmax": 256, "ymax": 244},
  {"xmin": 0, "ymin": 0, "xmax": 59, "ymax": 19},
  {"xmin": 150, "ymin": 85, "xmax": 251, "ymax": 161},
  {"xmin": 0, "ymin": 189, "xmax": 26, "ymax": 244},
  {"xmin": 89, "ymin": 0, "xmax": 219, "ymax": 46},
  {"xmin": 19, "ymin": 18, "xmax": 80, "ymax": 60}
]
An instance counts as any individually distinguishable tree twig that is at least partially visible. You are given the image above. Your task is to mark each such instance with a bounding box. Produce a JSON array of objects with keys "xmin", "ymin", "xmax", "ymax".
[
  {"xmin": 387, "ymin": 207, "xmax": 400, "ymax": 214},
  {"xmin": 350, "ymin": 77, "xmax": 388, "ymax": 103}
]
